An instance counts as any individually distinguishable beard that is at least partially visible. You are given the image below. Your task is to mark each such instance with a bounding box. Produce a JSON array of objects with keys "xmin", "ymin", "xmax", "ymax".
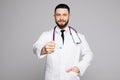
[{"xmin": 55, "ymin": 19, "xmax": 69, "ymax": 29}]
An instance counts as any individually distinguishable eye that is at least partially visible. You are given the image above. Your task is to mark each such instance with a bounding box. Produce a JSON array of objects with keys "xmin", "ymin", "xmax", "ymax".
[
  {"xmin": 56, "ymin": 14, "xmax": 61, "ymax": 16},
  {"xmin": 63, "ymin": 14, "xmax": 67, "ymax": 16}
]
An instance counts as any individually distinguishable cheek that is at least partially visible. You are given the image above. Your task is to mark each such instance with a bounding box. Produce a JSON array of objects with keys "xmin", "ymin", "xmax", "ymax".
[
  {"xmin": 67, "ymin": 16, "xmax": 70, "ymax": 20},
  {"xmin": 64, "ymin": 16, "xmax": 69, "ymax": 20},
  {"xmin": 55, "ymin": 17, "xmax": 60, "ymax": 21}
]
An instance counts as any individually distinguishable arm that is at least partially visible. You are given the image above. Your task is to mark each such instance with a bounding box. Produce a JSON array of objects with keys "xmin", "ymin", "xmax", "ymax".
[
  {"xmin": 76, "ymin": 35, "xmax": 94, "ymax": 76},
  {"xmin": 33, "ymin": 32, "xmax": 55, "ymax": 59},
  {"xmin": 66, "ymin": 35, "xmax": 93, "ymax": 76},
  {"xmin": 33, "ymin": 32, "xmax": 48, "ymax": 59}
]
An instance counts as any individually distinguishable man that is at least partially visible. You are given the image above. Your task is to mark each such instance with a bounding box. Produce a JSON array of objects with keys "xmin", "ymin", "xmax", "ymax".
[{"xmin": 33, "ymin": 3, "xmax": 93, "ymax": 80}]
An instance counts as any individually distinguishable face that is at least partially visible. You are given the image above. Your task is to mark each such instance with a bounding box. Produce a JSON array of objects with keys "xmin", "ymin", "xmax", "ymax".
[{"xmin": 54, "ymin": 8, "xmax": 70, "ymax": 29}]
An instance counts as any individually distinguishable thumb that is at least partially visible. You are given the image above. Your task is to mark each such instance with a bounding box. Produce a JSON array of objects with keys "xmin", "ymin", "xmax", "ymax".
[{"xmin": 50, "ymin": 41, "xmax": 56, "ymax": 45}]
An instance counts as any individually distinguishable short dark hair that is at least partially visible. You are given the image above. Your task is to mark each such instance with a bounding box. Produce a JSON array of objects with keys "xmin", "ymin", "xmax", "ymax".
[{"xmin": 54, "ymin": 3, "xmax": 70, "ymax": 13}]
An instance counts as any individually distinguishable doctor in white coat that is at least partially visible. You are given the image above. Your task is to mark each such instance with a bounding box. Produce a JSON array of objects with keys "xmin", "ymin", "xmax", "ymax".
[{"xmin": 33, "ymin": 3, "xmax": 93, "ymax": 80}]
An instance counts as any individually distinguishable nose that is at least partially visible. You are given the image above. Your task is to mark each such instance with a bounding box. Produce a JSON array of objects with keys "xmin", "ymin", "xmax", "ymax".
[{"xmin": 60, "ymin": 15, "xmax": 64, "ymax": 20}]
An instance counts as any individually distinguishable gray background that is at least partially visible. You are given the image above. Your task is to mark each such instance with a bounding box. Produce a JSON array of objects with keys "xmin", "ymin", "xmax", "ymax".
[{"xmin": 0, "ymin": 0, "xmax": 120, "ymax": 80}]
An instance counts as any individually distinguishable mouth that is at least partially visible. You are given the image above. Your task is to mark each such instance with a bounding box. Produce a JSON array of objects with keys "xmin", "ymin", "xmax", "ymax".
[
  {"xmin": 58, "ymin": 20, "xmax": 66, "ymax": 22},
  {"xmin": 58, "ymin": 21, "xmax": 66, "ymax": 25},
  {"xmin": 58, "ymin": 21, "xmax": 65, "ymax": 25}
]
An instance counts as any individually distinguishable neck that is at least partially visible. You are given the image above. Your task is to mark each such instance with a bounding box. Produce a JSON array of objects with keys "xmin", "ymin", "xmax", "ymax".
[{"xmin": 58, "ymin": 25, "xmax": 68, "ymax": 30}]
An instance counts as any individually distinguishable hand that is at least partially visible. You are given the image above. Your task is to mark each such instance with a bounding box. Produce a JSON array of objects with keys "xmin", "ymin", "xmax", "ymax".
[
  {"xmin": 43, "ymin": 41, "xmax": 55, "ymax": 54},
  {"xmin": 66, "ymin": 66, "xmax": 80, "ymax": 73}
]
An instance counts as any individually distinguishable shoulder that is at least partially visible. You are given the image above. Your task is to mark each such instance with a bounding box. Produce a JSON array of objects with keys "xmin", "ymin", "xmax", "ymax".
[
  {"xmin": 69, "ymin": 26, "xmax": 84, "ymax": 36},
  {"xmin": 36, "ymin": 29, "xmax": 53, "ymax": 42},
  {"xmin": 69, "ymin": 26, "xmax": 85, "ymax": 38},
  {"xmin": 78, "ymin": 32, "xmax": 84, "ymax": 37},
  {"xmin": 41, "ymin": 29, "xmax": 53, "ymax": 36},
  {"xmin": 78, "ymin": 32, "xmax": 86, "ymax": 40}
]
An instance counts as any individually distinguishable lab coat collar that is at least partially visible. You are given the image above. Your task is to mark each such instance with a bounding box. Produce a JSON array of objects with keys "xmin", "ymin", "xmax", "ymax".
[{"xmin": 55, "ymin": 26, "xmax": 69, "ymax": 33}]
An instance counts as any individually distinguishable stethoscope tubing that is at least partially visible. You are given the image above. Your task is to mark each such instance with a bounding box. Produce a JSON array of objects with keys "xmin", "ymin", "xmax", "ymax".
[{"xmin": 52, "ymin": 26, "xmax": 81, "ymax": 44}]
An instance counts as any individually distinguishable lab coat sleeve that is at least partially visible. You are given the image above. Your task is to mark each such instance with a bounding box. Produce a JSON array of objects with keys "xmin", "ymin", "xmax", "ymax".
[
  {"xmin": 76, "ymin": 35, "xmax": 94, "ymax": 76},
  {"xmin": 33, "ymin": 32, "xmax": 48, "ymax": 59}
]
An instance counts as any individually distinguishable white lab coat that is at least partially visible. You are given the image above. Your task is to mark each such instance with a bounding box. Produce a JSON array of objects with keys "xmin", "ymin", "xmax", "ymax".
[{"xmin": 33, "ymin": 26, "xmax": 93, "ymax": 80}]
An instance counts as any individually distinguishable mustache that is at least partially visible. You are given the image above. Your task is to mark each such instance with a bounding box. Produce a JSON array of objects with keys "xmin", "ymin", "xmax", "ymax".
[{"xmin": 58, "ymin": 20, "xmax": 66, "ymax": 22}]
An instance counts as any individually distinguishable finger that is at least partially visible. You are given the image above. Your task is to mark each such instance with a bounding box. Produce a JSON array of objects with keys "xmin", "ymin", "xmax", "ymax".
[
  {"xmin": 48, "ymin": 44, "xmax": 55, "ymax": 49},
  {"xmin": 46, "ymin": 49, "xmax": 54, "ymax": 54},
  {"xmin": 71, "ymin": 66, "xmax": 80, "ymax": 73},
  {"xmin": 46, "ymin": 45, "xmax": 55, "ymax": 50},
  {"xmin": 48, "ymin": 41, "xmax": 55, "ymax": 44},
  {"xmin": 47, "ymin": 43, "xmax": 55, "ymax": 47},
  {"xmin": 49, "ymin": 41, "xmax": 56, "ymax": 45},
  {"xmin": 46, "ymin": 48, "xmax": 54, "ymax": 51},
  {"xmin": 66, "ymin": 68, "xmax": 72, "ymax": 72},
  {"xmin": 50, "ymin": 41, "xmax": 55, "ymax": 43}
]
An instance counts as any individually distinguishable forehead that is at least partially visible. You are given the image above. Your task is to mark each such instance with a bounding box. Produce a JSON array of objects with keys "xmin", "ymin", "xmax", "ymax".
[{"xmin": 55, "ymin": 8, "xmax": 69, "ymax": 14}]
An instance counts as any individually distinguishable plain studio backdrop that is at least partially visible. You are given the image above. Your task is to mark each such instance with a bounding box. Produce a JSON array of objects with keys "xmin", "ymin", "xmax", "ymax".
[{"xmin": 0, "ymin": 0, "xmax": 120, "ymax": 80}]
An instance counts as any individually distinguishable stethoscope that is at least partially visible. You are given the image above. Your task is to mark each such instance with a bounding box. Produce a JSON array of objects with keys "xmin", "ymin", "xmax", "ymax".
[{"xmin": 53, "ymin": 26, "xmax": 81, "ymax": 44}]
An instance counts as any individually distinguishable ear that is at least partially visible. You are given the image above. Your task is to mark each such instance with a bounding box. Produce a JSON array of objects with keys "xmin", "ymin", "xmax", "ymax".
[
  {"xmin": 69, "ymin": 13, "xmax": 71, "ymax": 17},
  {"xmin": 53, "ymin": 14, "xmax": 55, "ymax": 17},
  {"xmin": 68, "ymin": 13, "xmax": 70, "ymax": 18}
]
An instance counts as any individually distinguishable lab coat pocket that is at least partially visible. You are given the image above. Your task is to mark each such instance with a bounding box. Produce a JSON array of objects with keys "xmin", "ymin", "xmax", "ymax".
[{"xmin": 66, "ymin": 71, "xmax": 79, "ymax": 80}]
